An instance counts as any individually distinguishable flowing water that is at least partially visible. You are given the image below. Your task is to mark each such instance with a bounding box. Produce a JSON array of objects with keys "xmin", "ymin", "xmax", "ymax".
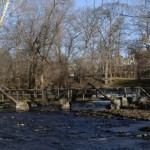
[{"xmin": 0, "ymin": 101, "xmax": 150, "ymax": 150}]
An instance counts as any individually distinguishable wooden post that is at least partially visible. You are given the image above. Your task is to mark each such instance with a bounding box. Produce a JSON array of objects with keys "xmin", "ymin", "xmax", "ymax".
[
  {"xmin": 16, "ymin": 91, "xmax": 19, "ymax": 101},
  {"xmin": 68, "ymin": 90, "xmax": 70, "ymax": 99},
  {"xmin": 34, "ymin": 89, "xmax": 37, "ymax": 99},
  {"xmin": 71, "ymin": 90, "xmax": 72, "ymax": 98},
  {"xmin": 8, "ymin": 90, "xmax": 11, "ymax": 96},
  {"xmin": 137, "ymin": 87, "xmax": 140, "ymax": 97},
  {"xmin": 96, "ymin": 89, "xmax": 97, "ymax": 97},
  {"xmin": 42, "ymin": 89, "xmax": 45, "ymax": 99},
  {"xmin": 124, "ymin": 88, "xmax": 126, "ymax": 96},
  {"xmin": 48, "ymin": 89, "xmax": 51, "ymax": 98},
  {"xmin": 22, "ymin": 91, "xmax": 24, "ymax": 99},
  {"xmin": 2, "ymin": 93, "xmax": 4, "ymax": 101},
  {"xmin": 83, "ymin": 91, "xmax": 85, "ymax": 100},
  {"xmin": 58, "ymin": 90, "xmax": 60, "ymax": 98}
]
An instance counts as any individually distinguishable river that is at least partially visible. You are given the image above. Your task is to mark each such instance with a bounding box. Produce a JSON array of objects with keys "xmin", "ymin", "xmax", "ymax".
[{"xmin": 0, "ymin": 101, "xmax": 150, "ymax": 150}]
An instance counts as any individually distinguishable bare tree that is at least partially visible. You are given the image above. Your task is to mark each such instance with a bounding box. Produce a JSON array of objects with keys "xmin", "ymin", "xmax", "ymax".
[
  {"xmin": 131, "ymin": 0, "xmax": 150, "ymax": 51},
  {"xmin": 96, "ymin": 2, "xmax": 126, "ymax": 83},
  {"xmin": 10, "ymin": 0, "xmax": 73, "ymax": 89}
]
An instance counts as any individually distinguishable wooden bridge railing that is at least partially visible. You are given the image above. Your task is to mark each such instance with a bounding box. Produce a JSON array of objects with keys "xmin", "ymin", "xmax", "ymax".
[
  {"xmin": 0, "ymin": 89, "xmax": 52, "ymax": 101},
  {"xmin": 0, "ymin": 86, "xmax": 150, "ymax": 103}
]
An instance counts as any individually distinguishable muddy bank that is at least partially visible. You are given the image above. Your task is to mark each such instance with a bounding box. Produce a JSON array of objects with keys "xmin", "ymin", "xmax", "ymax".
[{"xmin": 75, "ymin": 109, "xmax": 150, "ymax": 121}]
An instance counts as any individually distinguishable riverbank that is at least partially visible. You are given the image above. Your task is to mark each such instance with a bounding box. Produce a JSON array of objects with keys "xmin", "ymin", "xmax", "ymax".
[{"xmin": 75, "ymin": 109, "xmax": 150, "ymax": 121}]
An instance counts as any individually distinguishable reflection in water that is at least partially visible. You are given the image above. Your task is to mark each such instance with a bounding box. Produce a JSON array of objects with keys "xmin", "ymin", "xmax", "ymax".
[{"xmin": 0, "ymin": 101, "xmax": 150, "ymax": 150}]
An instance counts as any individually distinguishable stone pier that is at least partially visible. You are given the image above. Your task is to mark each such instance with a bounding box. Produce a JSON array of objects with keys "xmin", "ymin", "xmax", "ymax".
[{"xmin": 59, "ymin": 98, "xmax": 71, "ymax": 110}]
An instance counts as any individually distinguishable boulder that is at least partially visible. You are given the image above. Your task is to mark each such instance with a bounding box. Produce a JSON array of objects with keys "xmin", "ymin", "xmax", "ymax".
[
  {"xmin": 131, "ymin": 96, "xmax": 138, "ymax": 103},
  {"xmin": 111, "ymin": 98, "xmax": 121, "ymax": 110},
  {"xmin": 139, "ymin": 126, "xmax": 150, "ymax": 132},
  {"xmin": 139, "ymin": 97, "xmax": 148, "ymax": 104},
  {"xmin": 130, "ymin": 96, "xmax": 150, "ymax": 109},
  {"xmin": 138, "ymin": 97, "xmax": 149, "ymax": 109}
]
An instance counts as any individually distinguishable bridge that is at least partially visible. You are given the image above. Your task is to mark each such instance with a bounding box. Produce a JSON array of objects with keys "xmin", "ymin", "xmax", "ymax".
[{"xmin": 0, "ymin": 84, "xmax": 150, "ymax": 111}]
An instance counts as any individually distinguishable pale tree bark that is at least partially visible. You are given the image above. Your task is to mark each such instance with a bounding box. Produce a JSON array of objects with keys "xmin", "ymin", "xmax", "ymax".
[
  {"xmin": 0, "ymin": 0, "xmax": 25, "ymax": 29},
  {"xmin": 0, "ymin": 0, "xmax": 10, "ymax": 28}
]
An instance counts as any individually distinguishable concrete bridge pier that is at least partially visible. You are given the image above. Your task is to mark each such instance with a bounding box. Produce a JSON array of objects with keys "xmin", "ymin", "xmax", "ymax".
[
  {"xmin": 110, "ymin": 97, "xmax": 130, "ymax": 110},
  {"xmin": 110, "ymin": 98, "xmax": 121, "ymax": 110},
  {"xmin": 59, "ymin": 98, "xmax": 71, "ymax": 111},
  {"xmin": 16, "ymin": 101, "xmax": 30, "ymax": 112},
  {"xmin": 0, "ymin": 87, "xmax": 30, "ymax": 112}
]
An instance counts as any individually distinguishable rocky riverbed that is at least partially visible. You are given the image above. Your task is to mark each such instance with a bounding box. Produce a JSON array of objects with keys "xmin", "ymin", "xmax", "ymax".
[
  {"xmin": 75, "ymin": 108, "xmax": 150, "ymax": 141},
  {"xmin": 75, "ymin": 109, "xmax": 150, "ymax": 121}
]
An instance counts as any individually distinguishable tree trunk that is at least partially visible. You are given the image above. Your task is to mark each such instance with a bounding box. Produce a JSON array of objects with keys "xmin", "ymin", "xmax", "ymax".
[
  {"xmin": 29, "ymin": 49, "xmax": 38, "ymax": 89},
  {"xmin": 105, "ymin": 60, "xmax": 109, "ymax": 84}
]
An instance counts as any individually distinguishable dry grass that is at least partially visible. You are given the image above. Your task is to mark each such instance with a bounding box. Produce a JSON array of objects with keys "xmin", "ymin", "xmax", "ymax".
[
  {"xmin": 107, "ymin": 78, "xmax": 150, "ymax": 88},
  {"xmin": 68, "ymin": 77, "xmax": 150, "ymax": 89},
  {"xmin": 107, "ymin": 78, "xmax": 139, "ymax": 87}
]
